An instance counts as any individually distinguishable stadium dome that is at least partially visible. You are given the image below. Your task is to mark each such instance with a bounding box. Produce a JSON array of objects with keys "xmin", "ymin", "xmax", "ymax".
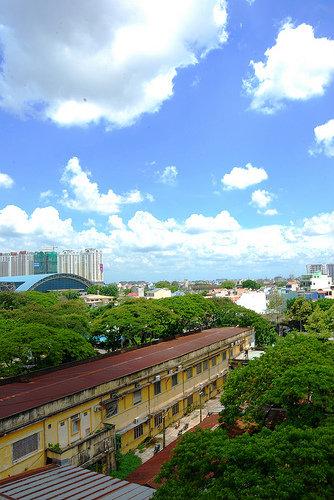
[{"xmin": 0, "ymin": 273, "xmax": 91, "ymax": 292}]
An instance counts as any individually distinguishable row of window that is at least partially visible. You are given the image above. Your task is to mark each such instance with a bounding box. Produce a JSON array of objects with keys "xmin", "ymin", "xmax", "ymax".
[{"xmin": 106, "ymin": 351, "xmax": 228, "ymax": 419}]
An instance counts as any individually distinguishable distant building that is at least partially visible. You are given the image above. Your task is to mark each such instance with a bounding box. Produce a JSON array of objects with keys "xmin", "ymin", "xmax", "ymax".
[
  {"xmin": 82, "ymin": 294, "xmax": 114, "ymax": 307},
  {"xmin": 0, "ymin": 251, "xmax": 33, "ymax": 276},
  {"xmin": 306, "ymin": 264, "xmax": 326, "ymax": 275},
  {"xmin": 58, "ymin": 248, "xmax": 103, "ymax": 282},
  {"xmin": 33, "ymin": 250, "xmax": 57, "ymax": 274},
  {"xmin": 236, "ymin": 291, "xmax": 267, "ymax": 314},
  {"xmin": 309, "ymin": 272, "xmax": 332, "ymax": 291},
  {"xmin": 324, "ymin": 264, "xmax": 334, "ymax": 280},
  {"xmin": 146, "ymin": 288, "xmax": 172, "ymax": 299},
  {"xmin": 286, "ymin": 279, "xmax": 299, "ymax": 292}
]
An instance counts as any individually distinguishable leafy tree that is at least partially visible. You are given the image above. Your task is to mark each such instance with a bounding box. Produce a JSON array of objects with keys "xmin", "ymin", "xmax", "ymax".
[
  {"xmin": 305, "ymin": 306, "xmax": 331, "ymax": 336},
  {"xmin": 287, "ymin": 297, "xmax": 313, "ymax": 331},
  {"xmin": 155, "ymin": 281, "xmax": 179, "ymax": 292},
  {"xmin": 218, "ymin": 280, "xmax": 235, "ymax": 289},
  {"xmin": 267, "ymin": 289, "xmax": 284, "ymax": 325},
  {"xmin": 155, "ymin": 424, "xmax": 334, "ymax": 499},
  {"xmin": 241, "ymin": 279, "xmax": 261, "ymax": 290},
  {"xmin": 86, "ymin": 283, "xmax": 118, "ymax": 297},
  {"xmin": 220, "ymin": 334, "xmax": 334, "ymax": 428}
]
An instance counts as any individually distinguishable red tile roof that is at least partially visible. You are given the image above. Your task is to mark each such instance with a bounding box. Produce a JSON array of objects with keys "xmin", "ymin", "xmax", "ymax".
[{"xmin": 0, "ymin": 327, "xmax": 250, "ymax": 420}]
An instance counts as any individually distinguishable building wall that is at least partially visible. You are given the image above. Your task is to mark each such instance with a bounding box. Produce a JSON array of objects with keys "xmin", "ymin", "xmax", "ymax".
[
  {"xmin": 58, "ymin": 249, "xmax": 103, "ymax": 282},
  {"xmin": 0, "ymin": 329, "xmax": 253, "ymax": 479}
]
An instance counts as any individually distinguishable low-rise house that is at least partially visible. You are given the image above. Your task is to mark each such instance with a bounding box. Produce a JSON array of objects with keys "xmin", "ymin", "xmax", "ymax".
[
  {"xmin": 146, "ymin": 288, "xmax": 172, "ymax": 299},
  {"xmin": 82, "ymin": 294, "xmax": 114, "ymax": 307}
]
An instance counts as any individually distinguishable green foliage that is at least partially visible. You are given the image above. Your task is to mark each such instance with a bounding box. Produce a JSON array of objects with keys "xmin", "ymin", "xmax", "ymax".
[
  {"xmin": 267, "ymin": 289, "xmax": 284, "ymax": 324},
  {"xmin": 218, "ymin": 280, "xmax": 235, "ymax": 289},
  {"xmin": 221, "ymin": 334, "xmax": 334, "ymax": 428},
  {"xmin": 110, "ymin": 451, "xmax": 142, "ymax": 480},
  {"xmin": 287, "ymin": 297, "xmax": 313, "ymax": 331},
  {"xmin": 241, "ymin": 279, "xmax": 261, "ymax": 290},
  {"xmin": 0, "ymin": 291, "xmax": 94, "ymax": 377},
  {"xmin": 155, "ymin": 281, "xmax": 179, "ymax": 292},
  {"xmin": 91, "ymin": 295, "xmax": 276, "ymax": 349},
  {"xmin": 155, "ymin": 423, "xmax": 334, "ymax": 499},
  {"xmin": 86, "ymin": 283, "xmax": 118, "ymax": 297}
]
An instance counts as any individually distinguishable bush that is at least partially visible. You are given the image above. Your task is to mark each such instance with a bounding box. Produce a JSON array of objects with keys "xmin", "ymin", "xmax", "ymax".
[{"xmin": 110, "ymin": 451, "xmax": 142, "ymax": 480}]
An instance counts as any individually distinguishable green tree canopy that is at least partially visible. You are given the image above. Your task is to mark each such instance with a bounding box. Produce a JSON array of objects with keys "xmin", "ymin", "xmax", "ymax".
[
  {"xmin": 155, "ymin": 281, "xmax": 179, "ymax": 292},
  {"xmin": 155, "ymin": 423, "xmax": 334, "ymax": 499},
  {"xmin": 86, "ymin": 283, "xmax": 118, "ymax": 297},
  {"xmin": 241, "ymin": 279, "xmax": 261, "ymax": 290},
  {"xmin": 220, "ymin": 334, "xmax": 334, "ymax": 428}
]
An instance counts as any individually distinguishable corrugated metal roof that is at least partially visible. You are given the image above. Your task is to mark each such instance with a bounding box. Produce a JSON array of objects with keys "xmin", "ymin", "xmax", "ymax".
[
  {"xmin": 0, "ymin": 274, "xmax": 54, "ymax": 291},
  {"xmin": 0, "ymin": 465, "xmax": 155, "ymax": 499},
  {"xmin": 0, "ymin": 327, "xmax": 251, "ymax": 420}
]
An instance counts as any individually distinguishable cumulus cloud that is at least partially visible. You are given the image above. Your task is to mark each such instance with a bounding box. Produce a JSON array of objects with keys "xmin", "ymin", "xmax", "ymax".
[
  {"xmin": 244, "ymin": 22, "xmax": 334, "ymax": 113},
  {"xmin": 0, "ymin": 172, "xmax": 14, "ymax": 188},
  {"xmin": 61, "ymin": 157, "xmax": 147, "ymax": 214},
  {"xmin": 0, "ymin": 203, "xmax": 333, "ymax": 276},
  {"xmin": 157, "ymin": 165, "xmax": 178, "ymax": 185},
  {"xmin": 184, "ymin": 211, "xmax": 240, "ymax": 232},
  {"xmin": 312, "ymin": 119, "xmax": 334, "ymax": 157},
  {"xmin": 263, "ymin": 208, "xmax": 278, "ymax": 216},
  {"xmin": 222, "ymin": 163, "xmax": 268, "ymax": 190},
  {"xmin": 0, "ymin": 0, "xmax": 228, "ymax": 128},
  {"xmin": 251, "ymin": 189, "xmax": 272, "ymax": 208}
]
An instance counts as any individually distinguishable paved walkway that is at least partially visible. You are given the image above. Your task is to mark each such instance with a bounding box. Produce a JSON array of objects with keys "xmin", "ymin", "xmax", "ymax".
[
  {"xmin": 134, "ymin": 396, "xmax": 223, "ymax": 464},
  {"xmin": 127, "ymin": 413, "xmax": 220, "ymax": 488}
]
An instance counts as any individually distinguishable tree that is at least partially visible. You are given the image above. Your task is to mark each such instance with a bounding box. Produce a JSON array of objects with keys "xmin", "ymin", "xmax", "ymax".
[
  {"xmin": 154, "ymin": 424, "xmax": 334, "ymax": 499},
  {"xmin": 219, "ymin": 280, "xmax": 235, "ymax": 289},
  {"xmin": 287, "ymin": 297, "xmax": 313, "ymax": 331},
  {"xmin": 220, "ymin": 334, "xmax": 334, "ymax": 428},
  {"xmin": 305, "ymin": 306, "xmax": 331, "ymax": 336},
  {"xmin": 155, "ymin": 281, "xmax": 179, "ymax": 292},
  {"xmin": 241, "ymin": 279, "xmax": 261, "ymax": 290},
  {"xmin": 86, "ymin": 283, "xmax": 118, "ymax": 297},
  {"xmin": 267, "ymin": 289, "xmax": 284, "ymax": 325}
]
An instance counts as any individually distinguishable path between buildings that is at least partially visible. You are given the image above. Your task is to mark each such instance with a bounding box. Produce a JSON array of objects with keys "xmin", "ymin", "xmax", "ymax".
[{"xmin": 127, "ymin": 409, "xmax": 220, "ymax": 489}]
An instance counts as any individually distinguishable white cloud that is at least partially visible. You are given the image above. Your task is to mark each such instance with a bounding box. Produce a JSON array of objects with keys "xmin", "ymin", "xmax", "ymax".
[
  {"xmin": 222, "ymin": 163, "xmax": 268, "ymax": 190},
  {"xmin": 184, "ymin": 211, "xmax": 240, "ymax": 232},
  {"xmin": 157, "ymin": 165, "xmax": 178, "ymax": 185},
  {"xmin": 313, "ymin": 119, "xmax": 334, "ymax": 157},
  {"xmin": 0, "ymin": 203, "xmax": 333, "ymax": 276},
  {"xmin": 244, "ymin": 22, "xmax": 334, "ymax": 113},
  {"xmin": 40, "ymin": 189, "xmax": 53, "ymax": 200},
  {"xmin": 0, "ymin": 172, "xmax": 14, "ymax": 188},
  {"xmin": 263, "ymin": 208, "xmax": 278, "ymax": 216},
  {"xmin": 251, "ymin": 189, "xmax": 272, "ymax": 208},
  {"xmin": 0, "ymin": 0, "xmax": 228, "ymax": 128},
  {"xmin": 61, "ymin": 156, "xmax": 145, "ymax": 214},
  {"xmin": 302, "ymin": 211, "xmax": 334, "ymax": 235}
]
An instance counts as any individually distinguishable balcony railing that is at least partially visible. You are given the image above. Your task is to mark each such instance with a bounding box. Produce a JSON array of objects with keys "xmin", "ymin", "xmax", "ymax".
[{"xmin": 46, "ymin": 426, "xmax": 115, "ymax": 468}]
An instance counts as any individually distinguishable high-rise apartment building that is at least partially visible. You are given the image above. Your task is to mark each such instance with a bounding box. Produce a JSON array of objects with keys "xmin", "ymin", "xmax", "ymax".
[
  {"xmin": 324, "ymin": 264, "xmax": 334, "ymax": 280},
  {"xmin": 33, "ymin": 251, "xmax": 58, "ymax": 274},
  {"xmin": 0, "ymin": 251, "xmax": 34, "ymax": 276},
  {"xmin": 306, "ymin": 264, "xmax": 326, "ymax": 275},
  {"xmin": 58, "ymin": 248, "xmax": 103, "ymax": 282}
]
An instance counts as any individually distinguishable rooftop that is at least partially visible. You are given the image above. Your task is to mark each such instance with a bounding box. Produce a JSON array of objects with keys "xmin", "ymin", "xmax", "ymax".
[
  {"xmin": 0, "ymin": 327, "xmax": 251, "ymax": 421},
  {"xmin": 0, "ymin": 465, "xmax": 155, "ymax": 499}
]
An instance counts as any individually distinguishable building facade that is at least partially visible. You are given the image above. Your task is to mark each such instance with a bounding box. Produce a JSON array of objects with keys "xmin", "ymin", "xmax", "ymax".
[
  {"xmin": 33, "ymin": 251, "xmax": 57, "ymax": 275},
  {"xmin": 0, "ymin": 252, "xmax": 33, "ymax": 277},
  {"xmin": 146, "ymin": 288, "xmax": 172, "ymax": 299},
  {"xmin": 58, "ymin": 249, "xmax": 103, "ymax": 282},
  {"xmin": 0, "ymin": 327, "xmax": 254, "ymax": 479}
]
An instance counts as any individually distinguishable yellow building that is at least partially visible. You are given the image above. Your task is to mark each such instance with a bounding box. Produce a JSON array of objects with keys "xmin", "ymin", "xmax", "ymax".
[{"xmin": 0, "ymin": 326, "xmax": 254, "ymax": 479}]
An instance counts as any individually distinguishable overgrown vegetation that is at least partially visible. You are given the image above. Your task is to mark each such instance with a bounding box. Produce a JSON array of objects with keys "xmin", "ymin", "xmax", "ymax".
[
  {"xmin": 110, "ymin": 451, "xmax": 142, "ymax": 480},
  {"xmin": 154, "ymin": 333, "xmax": 334, "ymax": 499}
]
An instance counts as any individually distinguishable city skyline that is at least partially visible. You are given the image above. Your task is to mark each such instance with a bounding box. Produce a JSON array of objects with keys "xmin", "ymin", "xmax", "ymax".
[{"xmin": 0, "ymin": 0, "xmax": 334, "ymax": 281}]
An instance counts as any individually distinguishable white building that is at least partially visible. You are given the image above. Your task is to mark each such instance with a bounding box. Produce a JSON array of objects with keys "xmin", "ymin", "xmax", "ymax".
[
  {"xmin": 0, "ymin": 251, "xmax": 34, "ymax": 276},
  {"xmin": 309, "ymin": 272, "xmax": 332, "ymax": 291},
  {"xmin": 306, "ymin": 264, "xmax": 326, "ymax": 275},
  {"xmin": 236, "ymin": 291, "xmax": 267, "ymax": 314},
  {"xmin": 58, "ymin": 249, "xmax": 103, "ymax": 283},
  {"xmin": 146, "ymin": 288, "xmax": 172, "ymax": 299}
]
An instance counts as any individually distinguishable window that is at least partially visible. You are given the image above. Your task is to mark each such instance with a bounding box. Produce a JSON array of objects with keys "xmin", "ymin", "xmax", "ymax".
[
  {"xmin": 196, "ymin": 363, "xmax": 202, "ymax": 375},
  {"xmin": 187, "ymin": 394, "xmax": 193, "ymax": 407},
  {"xmin": 203, "ymin": 360, "xmax": 209, "ymax": 371},
  {"xmin": 154, "ymin": 413, "xmax": 163, "ymax": 427},
  {"xmin": 154, "ymin": 380, "xmax": 161, "ymax": 395},
  {"xmin": 134, "ymin": 423, "xmax": 143, "ymax": 439},
  {"xmin": 106, "ymin": 399, "xmax": 118, "ymax": 417},
  {"xmin": 186, "ymin": 367, "xmax": 193, "ymax": 380},
  {"xmin": 222, "ymin": 351, "xmax": 227, "ymax": 361},
  {"xmin": 172, "ymin": 402, "xmax": 179, "ymax": 416},
  {"xmin": 211, "ymin": 380, "xmax": 217, "ymax": 390},
  {"xmin": 70, "ymin": 414, "xmax": 80, "ymax": 435},
  {"xmin": 211, "ymin": 356, "xmax": 216, "ymax": 366},
  {"xmin": 171, "ymin": 373, "xmax": 178, "ymax": 387},
  {"xmin": 12, "ymin": 433, "xmax": 39, "ymax": 462},
  {"xmin": 133, "ymin": 389, "xmax": 142, "ymax": 405}
]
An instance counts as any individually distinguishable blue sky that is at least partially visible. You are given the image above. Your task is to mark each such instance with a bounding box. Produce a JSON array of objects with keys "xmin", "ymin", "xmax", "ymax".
[{"xmin": 0, "ymin": 0, "xmax": 333, "ymax": 281}]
